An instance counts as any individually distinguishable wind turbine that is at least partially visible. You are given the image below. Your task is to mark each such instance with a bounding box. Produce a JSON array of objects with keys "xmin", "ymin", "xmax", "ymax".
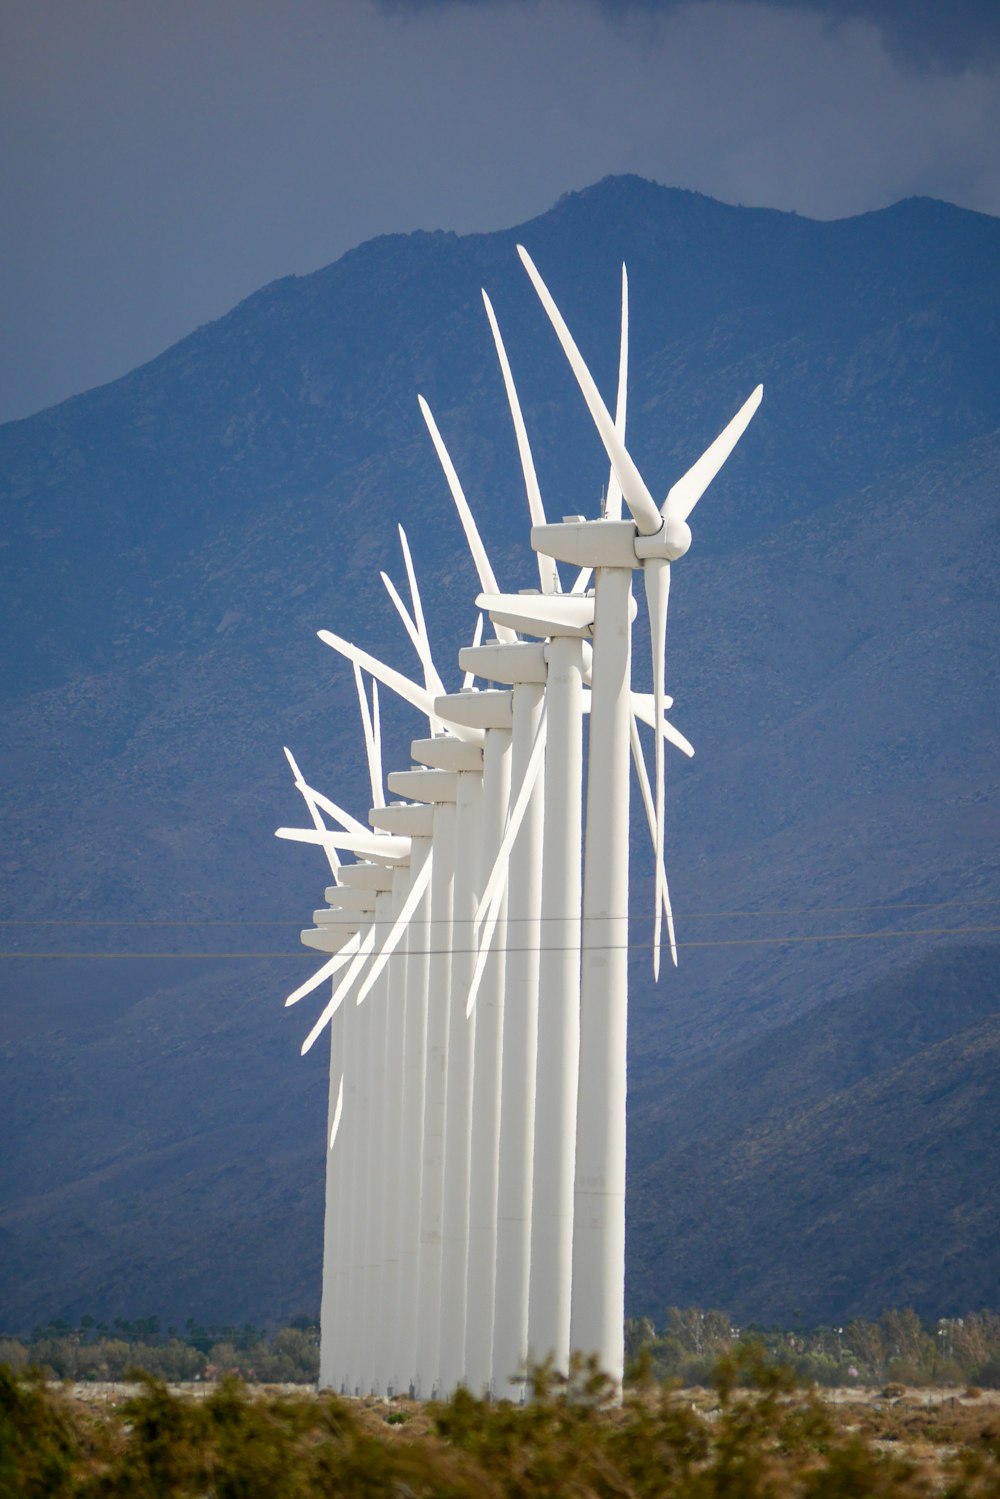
[
  {"xmin": 470, "ymin": 270, "xmax": 698, "ymax": 1378},
  {"xmin": 515, "ymin": 244, "xmax": 761, "ymax": 1386}
]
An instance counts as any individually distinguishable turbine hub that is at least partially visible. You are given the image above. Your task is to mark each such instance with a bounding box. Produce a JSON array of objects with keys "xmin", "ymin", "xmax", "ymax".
[{"xmin": 633, "ymin": 516, "xmax": 692, "ymax": 563}]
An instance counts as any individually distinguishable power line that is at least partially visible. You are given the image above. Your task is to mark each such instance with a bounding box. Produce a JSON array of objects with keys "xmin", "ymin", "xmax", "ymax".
[
  {"xmin": 1, "ymin": 897, "xmax": 998, "ymax": 928},
  {"xmin": 2, "ymin": 924, "xmax": 998, "ymax": 959}
]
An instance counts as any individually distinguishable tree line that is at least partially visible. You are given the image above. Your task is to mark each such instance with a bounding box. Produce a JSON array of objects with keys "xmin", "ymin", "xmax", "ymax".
[
  {"xmin": 625, "ymin": 1306, "xmax": 1000, "ymax": 1388},
  {"xmin": 0, "ymin": 1316, "xmax": 318, "ymax": 1384},
  {"xmin": 2, "ymin": 1306, "xmax": 999, "ymax": 1388}
]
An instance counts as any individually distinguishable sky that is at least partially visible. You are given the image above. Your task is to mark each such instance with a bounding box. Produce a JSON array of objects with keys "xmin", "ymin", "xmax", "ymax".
[{"xmin": 2, "ymin": 0, "xmax": 999, "ymax": 424}]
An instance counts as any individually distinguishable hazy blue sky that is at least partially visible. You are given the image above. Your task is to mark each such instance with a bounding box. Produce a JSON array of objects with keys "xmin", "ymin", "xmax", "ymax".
[{"xmin": 2, "ymin": 0, "xmax": 998, "ymax": 423}]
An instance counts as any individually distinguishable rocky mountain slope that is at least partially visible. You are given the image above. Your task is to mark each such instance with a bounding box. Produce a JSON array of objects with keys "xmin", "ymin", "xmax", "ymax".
[{"xmin": 1, "ymin": 176, "xmax": 997, "ymax": 1332}]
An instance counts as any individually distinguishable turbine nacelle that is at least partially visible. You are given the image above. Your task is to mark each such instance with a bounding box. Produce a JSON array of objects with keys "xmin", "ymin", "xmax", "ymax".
[
  {"xmin": 532, "ymin": 516, "xmax": 692, "ymax": 572},
  {"xmin": 410, "ymin": 735, "xmax": 485, "ymax": 773},
  {"xmin": 458, "ymin": 640, "xmax": 548, "ymax": 685},
  {"xmin": 532, "ymin": 518, "xmax": 637, "ymax": 571},
  {"xmin": 433, "ymin": 687, "xmax": 514, "ymax": 732},
  {"xmin": 368, "ymin": 802, "xmax": 435, "ymax": 837}
]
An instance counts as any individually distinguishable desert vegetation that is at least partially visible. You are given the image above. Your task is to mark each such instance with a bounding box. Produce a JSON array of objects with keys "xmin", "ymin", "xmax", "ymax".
[
  {"xmin": 0, "ymin": 1317, "xmax": 319, "ymax": 1385},
  {"xmin": 626, "ymin": 1307, "xmax": 1000, "ymax": 1390},
  {"xmin": 3, "ymin": 1348, "xmax": 1000, "ymax": 1497},
  {"xmin": 4, "ymin": 1306, "xmax": 999, "ymax": 1390}
]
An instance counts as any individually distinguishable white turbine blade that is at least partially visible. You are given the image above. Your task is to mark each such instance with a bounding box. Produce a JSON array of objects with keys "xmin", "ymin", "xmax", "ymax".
[
  {"xmin": 276, "ymin": 827, "xmax": 410, "ymax": 860},
  {"xmin": 317, "ymin": 627, "xmax": 481, "ymax": 743},
  {"xmin": 626, "ymin": 685, "xmax": 673, "ymax": 711},
  {"xmin": 301, "ymin": 925, "xmax": 377, "ymax": 1055},
  {"xmin": 371, "ymin": 681, "xmax": 384, "ymax": 805},
  {"xmin": 482, "ymin": 289, "xmax": 561, "ymax": 595},
  {"xmin": 629, "ymin": 695, "xmax": 694, "ymax": 758},
  {"xmin": 321, "ymin": 628, "xmax": 434, "ymax": 719},
  {"xmin": 379, "ymin": 568, "xmax": 443, "ymax": 732},
  {"xmin": 380, "ymin": 570, "xmax": 447, "ymax": 705},
  {"xmin": 417, "ymin": 395, "xmax": 517, "ymax": 642},
  {"xmin": 283, "ymin": 746, "xmax": 340, "ymax": 877},
  {"xmin": 353, "ymin": 847, "xmax": 434, "ymax": 1007},
  {"xmin": 295, "ymin": 788, "xmax": 369, "ymax": 837},
  {"xmin": 381, "ymin": 569, "xmax": 421, "ymax": 658},
  {"xmin": 570, "ymin": 567, "xmax": 593, "ymax": 595},
  {"xmin": 284, "ymin": 930, "xmax": 364, "ymax": 1009},
  {"xmin": 629, "ymin": 711, "xmax": 678, "ymax": 966},
  {"xmin": 465, "ymin": 881, "xmax": 504, "ymax": 1018},
  {"xmin": 644, "ymin": 557, "xmax": 670, "ymax": 980},
  {"xmin": 517, "ymin": 244, "xmax": 662, "ymax": 537},
  {"xmin": 663, "ymin": 385, "xmax": 763, "ymax": 524},
  {"xmin": 353, "ymin": 664, "xmax": 384, "ymax": 809},
  {"xmin": 462, "ymin": 612, "xmax": 484, "ymax": 688},
  {"xmin": 397, "ymin": 525, "xmax": 447, "ymax": 727},
  {"xmin": 473, "ymin": 702, "xmax": 547, "ymax": 935},
  {"xmin": 605, "ymin": 264, "xmax": 628, "ymax": 522},
  {"xmin": 287, "ymin": 936, "xmax": 361, "ymax": 1007},
  {"xmin": 397, "ymin": 525, "xmax": 438, "ymax": 676},
  {"xmin": 329, "ymin": 1073, "xmax": 345, "ymax": 1149},
  {"xmin": 283, "ymin": 744, "xmax": 307, "ymax": 787}
]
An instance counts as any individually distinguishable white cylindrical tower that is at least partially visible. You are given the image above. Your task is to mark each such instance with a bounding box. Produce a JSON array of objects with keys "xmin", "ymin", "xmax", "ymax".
[
  {"xmin": 437, "ymin": 691, "xmax": 514, "ymax": 1399},
  {"xmin": 379, "ymin": 858, "xmax": 412, "ymax": 1395},
  {"xmin": 528, "ymin": 631, "xmax": 584, "ymax": 1374},
  {"xmin": 393, "ymin": 832, "xmax": 432, "ymax": 1395},
  {"xmin": 308, "ymin": 888, "xmax": 378, "ymax": 1395},
  {"xmin": 495, "ymin": 674, "xmax": 543, "ymax": 1401},
  {"xmin": 437, "ymin": 760, "xmax": 484, "ymax": 1395},
  {"xmin": 316, "ymin": 865, "xmax": 397, "ymax": 1392},
  {"xmin": 367, "ymin": 800, "xmax": 436, "ymax": 1392},
  {"xmin": 346, "ymin": 942, "xmax": 373, "ymax": 1394},
  {"xmin": 457, "ymin": 643, "xmax": 546, "ymax": 1402},
  {"xmin": 360, "ymin": 884, "xmax": 394, "ymax": 1394},
  {"xmin": 318, "ymin": 960, "xmax": 350, "ymax": 1392},
  {"xmin": 408, "ymin": 777, "xmax": 458, "ymax": 1398},
  {"xmin": 571, "ymin": 564, "xmax": 633, "ymax": 1387}
]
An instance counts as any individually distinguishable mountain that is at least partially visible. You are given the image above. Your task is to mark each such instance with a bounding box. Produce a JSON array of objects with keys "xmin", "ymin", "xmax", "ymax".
[
  {"xmin": 1, "ymin": 175, "xmax": 998, "ymax": 1332},
  {"xmin": 628, "ymin": 945, "xmax": 1000, "ymax": 1325}
]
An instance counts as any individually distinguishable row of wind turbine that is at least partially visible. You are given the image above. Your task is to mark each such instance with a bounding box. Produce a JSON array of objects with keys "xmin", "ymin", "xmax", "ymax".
[{"xmin": 276, "ymin": 246, "xmax": 761, "ymax": 1396}]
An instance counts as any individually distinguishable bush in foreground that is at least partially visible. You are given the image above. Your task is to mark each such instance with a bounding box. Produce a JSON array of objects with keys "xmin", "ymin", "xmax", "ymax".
[{"xmin": 2, "ymin": 1348, "xmax": 1000, "ymax": 1497}]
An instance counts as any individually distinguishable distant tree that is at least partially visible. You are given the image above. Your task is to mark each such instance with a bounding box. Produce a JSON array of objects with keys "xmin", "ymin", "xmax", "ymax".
[
  {"xmin": 950, "ymin": 1311, "xmax": 1000, "ymax": 1371},
  {"xmin": 0, "ymin": 1339, "xmax": 27, "ymax": 1372},
  {"xmin": 207, "ymin": 1343, "xmax": 243, "ymax": 1377},
  {"xmin": 845, "ymin": 1320, "xmax": 887, "ymax": 1384},
  {"xmin": 666, "ymin": 1306, "xmax": 734, "ymax": 1356},
  {"xmin": 881, "ymin": 1307, "xmax": 933, "ymax": 1376},
  {"xmin": 288, "ymin": 1311, "xmax": 318, "ymax": 1331},
  {"xmin": 625, "ymin": 1317, "xmax": 655, "ymax": 1362}
]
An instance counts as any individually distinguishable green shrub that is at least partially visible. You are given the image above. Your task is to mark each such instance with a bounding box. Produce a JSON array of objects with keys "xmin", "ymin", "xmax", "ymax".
[{"xmin": 1, "ymin": 1361, "xmax": 998, "ymax": 1497}]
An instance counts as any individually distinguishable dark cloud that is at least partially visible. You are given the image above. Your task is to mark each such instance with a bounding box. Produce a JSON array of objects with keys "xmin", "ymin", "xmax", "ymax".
[
  {"xmin": 379, "ymin": 0, "xmax": 1000, "ymax": 71},
  {"xmin": 1, "ymin": 0, "xmax": 998, "ymax": 423},
  {"xmin": 694, "ymin": 0, "xmax": 1000, "ymax": 70}
]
